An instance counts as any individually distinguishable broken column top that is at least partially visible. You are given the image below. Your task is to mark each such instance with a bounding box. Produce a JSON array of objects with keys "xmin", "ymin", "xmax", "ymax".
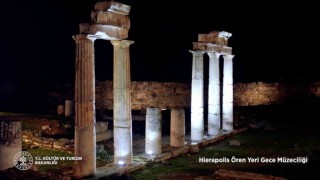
[
  {"xmin": 94, "ymin": 1, "xmax": 131, "ymax": 15},
  {"xmin": 198, "ymin": 31, "xmax": 232, "ymax": 46}
]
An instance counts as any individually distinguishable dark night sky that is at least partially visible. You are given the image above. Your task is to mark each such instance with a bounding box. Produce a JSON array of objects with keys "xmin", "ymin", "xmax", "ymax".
[{"xmin": 0, "ymin": 0, "xmax": 319, "ymax": 83}]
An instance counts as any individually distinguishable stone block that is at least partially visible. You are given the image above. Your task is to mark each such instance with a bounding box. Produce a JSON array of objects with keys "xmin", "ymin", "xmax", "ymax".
[
  {"xmin": 79, "ymin": 23, "xmax": 128, "ymax": 40},
  {"xmin": 94, "ymin": 1, "xmax": 131, "ymax": 15},
  {"xmin": 96, "ymin": 131, "xmax": 112, "ymax": 142},
  {"xmin": 96, "ymin": 122, "xmax": 108, "ymax": 133},
  {"xmin": 171, "ymin": 146, "xmax": 190, "ymax": 157},
  {"xmin": 91, "ymin": 11, "xmax": 130, "ymax": 29}
]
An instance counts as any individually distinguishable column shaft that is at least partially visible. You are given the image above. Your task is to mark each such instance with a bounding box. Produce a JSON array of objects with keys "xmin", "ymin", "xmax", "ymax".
[
  {"xmin": 207, "ymin": 52, "xmax": 221, "ymax": 136},
  {"xmin": 145, "ymin": 108, "xmax": 162, "ymax": 155},
  {"xmin": 222, "ymin": 54, "xmax": 235, "ymax": 131},
  {"xmin": 190, "ymin": 50, "xmax": 205, "ymax": 142},
  {"xmin": 170, "ymin": 109, "xmax": 185, "ymax": 147},
  {"xmin": 0, "ymin": 120, "xmax": 22, "ymax": 170},
  {"xmin": 111, "ymin": 40, "xmax": 134, "ymax": 165},
  {"xmin": 73, "ymin": 34, "xmax": 96, "ymax": 178}
]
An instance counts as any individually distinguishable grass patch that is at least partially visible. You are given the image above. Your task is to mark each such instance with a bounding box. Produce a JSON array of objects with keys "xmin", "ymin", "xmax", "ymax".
[
  {"xmin": 130, "ymin": 129, "xmax": 320, "ymax": 180},
  {"xmin": 28, "ymin": 148, "xmax": 74, "ymax": 172}
]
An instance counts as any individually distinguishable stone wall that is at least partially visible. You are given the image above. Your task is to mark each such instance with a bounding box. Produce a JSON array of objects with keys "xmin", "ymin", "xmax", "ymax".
[
  {"xmin": 1, "ymin": 81, "xmax": 320, "ymax": 112},
  {"xmin": 95, "ymin": 81, "xmax": 316, "ymax": 110},
  {"xmin": 96, "ymin": 81, "xmax": 190, "ymax": 110}
]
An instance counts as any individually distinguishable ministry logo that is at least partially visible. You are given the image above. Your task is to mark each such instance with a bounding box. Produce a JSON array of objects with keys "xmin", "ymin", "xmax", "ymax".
[{"xmin": 13, "ymin": 151, "xmax": 33, "ymax": 170}]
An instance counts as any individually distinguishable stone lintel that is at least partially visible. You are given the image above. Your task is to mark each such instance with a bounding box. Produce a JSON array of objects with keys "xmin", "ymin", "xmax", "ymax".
[
  {"xmin": 94, "ymin": 1, "xmax": 131, "ymax": 15},
  {"xmin": 79, "ymin": 23, "xmax": 128, "ymax": 40},
  {"xmin": 192, "ymin": 42, "xmax": 232, "ymax": 55},
  {"xmin": 91, "ymin": 11, "xmax": 130, "ymax": 29},
  {"xmin": 198, "ymin": 31, "xmax": 232, "ymax": 46}
]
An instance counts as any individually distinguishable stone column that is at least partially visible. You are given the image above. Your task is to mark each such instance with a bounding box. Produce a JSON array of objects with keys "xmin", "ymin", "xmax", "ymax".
[
  {"xmin": 65, "ymin": 100, "xmax": 74, "ymax": 117},
  {"xmin": 57, "ymin": 105, "xmax": 64, "ymax": 115},
  {"xmin": 0, "ymin": 120, "xmax": 22, "ymax": 170},
  {"xmin": 189, "ymin": 50, "xmax": 205, "ymax": 142},
  {"xmin": 207, "ymin": 52, "xmax": 221, "ymax": 136},
  {"xmin": 111, "ymin": 40, "xmax": 134, "ymax": 165},
  {"xmin": 73, "ymin": 34, "xmax": 96, "ymax": 178},
  {"xmin": 170, "ymin": 109, "xmax": 185, "ymax": 147},
  {"xmin": 222, "ymin": 54, "xmax": 235, "ymax": 131},
  {"xmin": 145, "ymin": 108, "xmax": 162, "ymax": 155}
]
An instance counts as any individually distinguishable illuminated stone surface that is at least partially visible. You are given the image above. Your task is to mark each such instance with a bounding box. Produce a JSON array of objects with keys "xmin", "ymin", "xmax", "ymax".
[
  {"xmin": 91, "ymin": 11, "xmax": 130, "ymax": 29},
  {"xmin": 111, "ymin": 40, "xmax": 134, "ymax": 165},
  {"xmin": 170, "ymin": 109, "xmax": 185, "ymax": 147},
  {"xmin": 0, "ymin": 120, "xmax": 22, "ymax": 170},
  {"xmin": 222, "ymin": 54, "xmax": 235, "ymax": 131},
  {"xmin": 198, "ymin": 31, "xmax": 232, "ymax": 46},
  {"xmin": 189, "ymin": 50, "xmax": 205, "ymax": 142},
  {"xmin": 145, "ymin": 108, "xmax": 162, "ymax": 155},
  {"xmin": 79, "ymin": 23, "xmax": 128, "ymax": 40},
  {"xmin": 192, "ymin": 42, "xmax": 232, "ymax": 55},
  {"xmin": 73, "ymin": 34, "xmax": 96, "ymax": 178},
  {"xmin": 207, "ymin": 52, "xmax": 221, "ymax": 135},
  {"xmin": 94, "ymin": 1, "xmax": 131, "ymax": 15}
]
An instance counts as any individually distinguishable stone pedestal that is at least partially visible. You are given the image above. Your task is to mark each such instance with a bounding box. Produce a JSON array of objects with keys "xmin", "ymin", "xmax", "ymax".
[
  {"xmin": 190, "ymin": 50, "xmax": 205, "ymax": 142},
  {"xmin": 170, "ymin": 109, "xmax": 185, "ymax": 147},
  {"xmin": 145, "ymin": 108, "xmax": 162, "ymax": 155},
  {"xmin": 65, "ymin": 100, "xmax": 74, "ymax": 117},
  {"xmin": 222, "ymin": 55, "xmax": 235, "ymax": 131},
  {"xmin": 207, "ymin": 52, "xmax": 221, "ymax": 136},
  {"xmin": 73, "ymin": 34, "xmax": 96, "ymax": 178},
  {"xmin": 111, "ymin": 40, "xmax": 134, "ymax": 166},
  {"xmin": 0, "ymin": 120, "xmax": 22, "ymax": 170}
]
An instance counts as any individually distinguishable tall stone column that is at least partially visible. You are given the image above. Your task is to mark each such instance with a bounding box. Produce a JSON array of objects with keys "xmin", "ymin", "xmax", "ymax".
[
  {"xmin": 207, "ymin": 52, "xmax": 221, "ymax": 136},
  {"xmin": 73, "ymin": 34, "xmax": 96, "ymax": 178},
  {"xmin": 222, "ymin": 54, "xmax": 235, "ymax": 131},
  {"xmin": 145, "ymin": 108, "xmax": 162, "ymax": 155},
  {"xmin": 189, "ymin": 50, "xmax": 205, "ymax": 142},
  {"xmin": 170, "ymin": 109, "xmax": 185, "ymax": 147},
  {"xmin": 111, "ymin": 40, "xmax": 134, "ymax": 165}
]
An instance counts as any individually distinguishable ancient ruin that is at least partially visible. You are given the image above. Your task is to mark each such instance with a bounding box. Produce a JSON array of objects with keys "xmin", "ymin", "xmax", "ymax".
[
  {"xmin": 191, "ymin": 31, "xmax": 234, "ymax": 141},
  {"xmin": 73, "ymin": 1, "xmax": 132, "ymax": 177}
]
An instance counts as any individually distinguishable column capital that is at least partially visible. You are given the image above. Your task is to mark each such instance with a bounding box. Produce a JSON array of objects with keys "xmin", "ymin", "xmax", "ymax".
[
  {"xmin": 111, "ymin": 40, "xmax": 134, "ymax": 49},
  {"xmin": 207, "ymin": 51, "xmax": 221, "ymax": 59},
  {"xmin": 223, "ymin": 54, "xmax": 235, "ymax": 60},
  {"xmin": 189, "ymin": 50, "xmax": 205, "ymax": 56},
  {"xmin": 72, "ymin": 34, "xmax": 96, "ymax": 43}
]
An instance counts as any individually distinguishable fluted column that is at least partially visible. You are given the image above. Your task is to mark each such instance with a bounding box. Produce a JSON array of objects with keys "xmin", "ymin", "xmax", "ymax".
[
  {"xmin": 222, "ymin": 54, "xmax": 235, "ymax": 131},
  {"xmin": 111, "ymin": 40, "xmax": 134, "ymax": 165},
  {"xmin": 207, "ymin": 52, "xmax": 221, "ymax": 136},
  {"xmin": 73, "ymin": 34, "xmax": 96, "ymax": 178},
  {"xmin": 189, "ymin": 50, "xmax": 205, "ymax": 142}
]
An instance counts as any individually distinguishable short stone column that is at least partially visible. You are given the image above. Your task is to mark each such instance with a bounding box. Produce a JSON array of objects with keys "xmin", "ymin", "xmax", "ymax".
[
  {"xmin": 65, "ymin": 100, "xmax": 74, "ymax": 117},
  {"xmin": 73, "ymin": 34, "xmax": 96, "ymax": 178},
  {"xmin": 207, "ymin": 52, "xmax": 221, "ymax": 136},
  {"xmin": 0, "ymin": 120, "xmax": 22, "ymax": 170},
  {"xmin": 190, "ymin": 50, "xmax": 205, "ymax": 142},
  {"xmin": 222, "ymin": 54, "xmax": 235, "ymax": 131},
  {"xmin": 57, "ymin": 105, "xmax": 64, "ymax": 115},
  {"xmin": 111, "ymin": 40, "xmax": 134, "ymax": 166},
  {"xmin": 170, "ymin": 109, "xmax": 185, "ymax": 147},
  {"xmin": 145, "ymin": 108, "xmax": 162, "ymax": 155}
]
